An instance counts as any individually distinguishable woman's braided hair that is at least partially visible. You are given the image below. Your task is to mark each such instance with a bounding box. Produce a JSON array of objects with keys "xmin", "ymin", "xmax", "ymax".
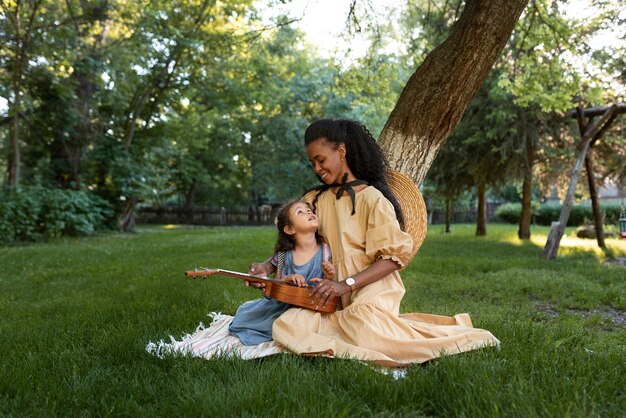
[{"xmin": 304, "ymin": 119, "xmax": 404, "ymax": 227}]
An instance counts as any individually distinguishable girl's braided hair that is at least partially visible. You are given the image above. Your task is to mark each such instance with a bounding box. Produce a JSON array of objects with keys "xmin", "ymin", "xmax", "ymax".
[{"xmin": 304, "ymin": 119, "xmax": 404, "ymax": 227}]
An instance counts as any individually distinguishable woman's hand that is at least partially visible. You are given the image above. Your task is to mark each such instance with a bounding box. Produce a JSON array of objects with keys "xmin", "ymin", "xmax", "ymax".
[
  {"xmin": 309, "ymin": 277, "xmax": 350, "ymax": 309},
  {"xmin": 322, "ymin": 261, "xmax": 336, "ymax": 280},
  {"xmin": 282, "ymin": 274, "xmax": 307, "ymax": 287}
]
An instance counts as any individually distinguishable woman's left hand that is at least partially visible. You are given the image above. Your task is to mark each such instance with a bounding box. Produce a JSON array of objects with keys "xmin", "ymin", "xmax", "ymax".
[{"xmin": 309, "ymin": 277, "xmax": 350, "ymax": 309}]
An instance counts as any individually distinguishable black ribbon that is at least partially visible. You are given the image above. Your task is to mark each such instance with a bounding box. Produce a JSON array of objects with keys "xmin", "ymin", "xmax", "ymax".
[{"xmin": 330, "ymin": 173, "xmax": 368, "ymax": 215}]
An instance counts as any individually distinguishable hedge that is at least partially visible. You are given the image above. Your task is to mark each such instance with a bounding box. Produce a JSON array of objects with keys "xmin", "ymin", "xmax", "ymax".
[
  {"xmin": 495, "ymin": 202, "xmax": 624, "ymax": 226},
  {"xmin": 0, "ymin": 186, "xmax": 114, "ymax": 245}
]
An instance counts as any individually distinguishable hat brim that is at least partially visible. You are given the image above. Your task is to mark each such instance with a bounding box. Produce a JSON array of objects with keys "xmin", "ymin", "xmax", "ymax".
[{"xmin": 386, "ymin": 170, "xmax": 427, "ymax": 262}]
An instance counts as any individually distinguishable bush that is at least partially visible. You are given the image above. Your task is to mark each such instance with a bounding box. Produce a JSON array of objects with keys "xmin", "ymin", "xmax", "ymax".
[
  {"xmin": 495, "ymin": 203, "xmax": 522, "ymax": 224},
  {"xmin": 495, "ymin": 201, "xmax": 624, "ymax": 227},
  {"xmin": 0, "ymin": 186, "xmax": 114, "ymax": 245},
  {"xmin": 495, "ymin": 201, "xmax": 540, "ymax": 224}
]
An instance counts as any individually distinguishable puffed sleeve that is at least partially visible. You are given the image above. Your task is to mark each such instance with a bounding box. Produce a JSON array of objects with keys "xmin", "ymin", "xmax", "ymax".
[{"xmin": 365, "ymin": 195, "xmax": 413, "ymax": 268}]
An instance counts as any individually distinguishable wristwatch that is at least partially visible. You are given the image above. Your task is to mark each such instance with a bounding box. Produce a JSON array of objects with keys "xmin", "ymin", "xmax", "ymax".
[{"xmin": 344, "ymin": 277, "xmax": 356, "ymax": 292}]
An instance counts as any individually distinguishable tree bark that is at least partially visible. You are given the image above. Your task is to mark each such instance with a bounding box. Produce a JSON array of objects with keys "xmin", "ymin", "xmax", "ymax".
[
  {"xmin": 6, "ymin": 0, "xmax": 43, "ymax": 189},
  {"xmin": 9, "ymin": 80, "xmax": 21, "ymax": 188},
  {"xmin": 8, "ymin": 8, "xmax": 23, "ymax": 188},
  {"xmin": 585, "ymin": 149, "xmax": 605, "ymax": 248},
  {"xmin": 444, "ymin": 195, "xmax": 451, "ymax": 233},
  {"xmin": 518, "ymin": 171, "xmax": 532, "ymax": 239},
  {"xmin": 120, "ymin": 198, "xmax": 137, "ymax": 232},
  {"xmin": 379, "ymin": 0, "xmax": 529, "ymax": 185},
  {"xmin": 476, "ymin": 181, "xmax": 487, "ymax": 236},
  {"xmin": 185, "ymin": 181, "xmax": 197, "ymax": 223}
]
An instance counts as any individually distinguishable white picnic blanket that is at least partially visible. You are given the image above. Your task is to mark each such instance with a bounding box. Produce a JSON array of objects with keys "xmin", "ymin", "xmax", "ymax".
[{"xmin": 145, "ymin": 312, "xmax": 284, "ymax": 360}]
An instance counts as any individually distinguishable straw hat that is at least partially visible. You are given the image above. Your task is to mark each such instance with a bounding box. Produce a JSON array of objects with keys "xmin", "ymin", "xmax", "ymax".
[{"xmin": 386, "ymin": 169, "xmax": 428, "ymax": 262}]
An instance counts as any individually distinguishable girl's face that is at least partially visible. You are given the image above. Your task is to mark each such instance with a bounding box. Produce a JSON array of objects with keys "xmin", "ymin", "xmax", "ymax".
[
  {"xmin": 306, "ymin": 138, "xmax": 347, "ymax": 185},
  {"xmin": 284, "ymin": 202, "xmax": 318, "ymax": 235}
]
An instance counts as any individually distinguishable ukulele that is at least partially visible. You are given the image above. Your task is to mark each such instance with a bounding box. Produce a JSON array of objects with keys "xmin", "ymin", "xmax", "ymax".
[{"xmin": 185, "ymin": 268, "xmax": 338, "ymax": 314}]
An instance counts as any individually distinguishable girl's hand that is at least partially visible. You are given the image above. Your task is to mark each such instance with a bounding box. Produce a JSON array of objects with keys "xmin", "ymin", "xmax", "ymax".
[
  {"xmin": 249, "ymin": 262, "xmax": 269, "ymax": 277},
  {"xmin": 322, "ymin": 261, "xmax": 336, "ymax": 280},
  {"xmin": 309, "ymin": 278, "xmax": 350, "ymax": 309},
  {"xmin": 246, "ymin": 262, "xmax": 269, "ymax": 289},
  {"xmin": 283, "ymin": 274, "xmax": 307, "ymax": 287}
]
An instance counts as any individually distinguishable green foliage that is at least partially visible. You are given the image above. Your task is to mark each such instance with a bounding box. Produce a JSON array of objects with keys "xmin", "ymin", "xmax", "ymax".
[
  {"xmin": 503, "ymin": 0, "xmax": 609, "ymax": 112},
  {"xmin": 495, "ymin": 202, "xmax": 521, "ymax": 224},
  {"xmin": 0, "ymin": 225, "xmax": 624, "ymax": 416},
  {"xmin": 537, "ymin": 203, "xmax": 624, "ymax": 226},
  {"xmin": 496, "ymin": 201, "xmax": 624, "ymax": 226},
  {"xmin": 426, "ymin": 69, "xmax": 521, "ymax": 206},
  {"xmin": 2, "ymin": 0, "xmax": 625, "ymax": 232},
  {"xmin": 496, "ymin": 201, "xmax": 540, "ymax": 223},
  {"xmin": 0, "ymin": 186, "xmax": 114, "ymax": 244}
]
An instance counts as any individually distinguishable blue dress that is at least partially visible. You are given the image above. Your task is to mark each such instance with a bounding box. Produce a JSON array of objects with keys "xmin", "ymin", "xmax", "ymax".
[{"xmin": 229, "ymin": 244, "xmax": 330, "ymax": 345}]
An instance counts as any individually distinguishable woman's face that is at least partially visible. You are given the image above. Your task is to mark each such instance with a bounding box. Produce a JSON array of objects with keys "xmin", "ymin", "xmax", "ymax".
[{"xmin": 306, "ymin": 138, "xmax": 346, "ymax": 185}]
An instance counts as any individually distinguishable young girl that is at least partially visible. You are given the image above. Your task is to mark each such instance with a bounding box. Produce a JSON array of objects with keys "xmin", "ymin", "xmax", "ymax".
[{"xmin": 228, "ymin": 200, "xmax": 334, "ymax": 345}]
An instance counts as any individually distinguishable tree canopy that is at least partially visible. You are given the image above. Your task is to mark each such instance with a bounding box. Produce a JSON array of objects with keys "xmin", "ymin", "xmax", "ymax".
[{"xmin": 1, "ymin": 0, "xmax": 624, "ymax": 239}]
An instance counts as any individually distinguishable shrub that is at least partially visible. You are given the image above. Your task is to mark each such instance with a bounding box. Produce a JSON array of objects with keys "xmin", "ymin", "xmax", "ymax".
[
  {"xmin": 536, "ymin": 203, "xmax": 623, "ymax": 226},
  {"xmin": 495, "ymin": 203, "xmax": 522, "ymax": 224},
  {"xmin": 495, "ymin": 201, "xmax": 624, "ymax": 227},
  {"xmin": 495, "ymin": 201, "xmax": 540, "ymax": 224},
  {"xmin": 0, "ymin": 186, "xmax": 114, "ymax": 245}
]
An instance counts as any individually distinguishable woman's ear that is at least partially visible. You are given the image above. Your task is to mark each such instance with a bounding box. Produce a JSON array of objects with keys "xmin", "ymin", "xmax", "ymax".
[
  {"xmin": 338, "ymin": 144, "xmax": 346, "ymax": 160},
  {"xmin": 283, "ymin": 225, "xmax": 295, "ymax": 235}
]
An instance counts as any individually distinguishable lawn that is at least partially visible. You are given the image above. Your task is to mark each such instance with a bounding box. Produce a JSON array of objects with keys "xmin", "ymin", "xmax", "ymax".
[{"xmin": 1, "ymin": 224, "xmax": 624, "ymax": 417}]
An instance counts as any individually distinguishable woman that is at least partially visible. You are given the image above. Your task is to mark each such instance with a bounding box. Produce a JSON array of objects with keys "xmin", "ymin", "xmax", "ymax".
[{"xmin": 251, "ymin": 119, "xmax": 499, "ymax": 367}]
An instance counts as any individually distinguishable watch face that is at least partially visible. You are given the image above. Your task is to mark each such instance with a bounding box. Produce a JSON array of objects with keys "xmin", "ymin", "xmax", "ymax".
[{"xmin": 346, "ymin": 277, "xmax": 356, "ymax": 286}]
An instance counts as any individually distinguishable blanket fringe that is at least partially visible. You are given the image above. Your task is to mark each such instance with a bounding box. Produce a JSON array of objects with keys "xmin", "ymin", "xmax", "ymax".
[{"xmin": 146, "ymin": 312, "xmax": 283, "ymax": 360}]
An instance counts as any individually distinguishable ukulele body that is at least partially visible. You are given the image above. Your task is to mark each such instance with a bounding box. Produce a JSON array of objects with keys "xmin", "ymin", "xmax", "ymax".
[{"xmin": 185, "ymin": 268, "xmax": 338, "ymax": 313}]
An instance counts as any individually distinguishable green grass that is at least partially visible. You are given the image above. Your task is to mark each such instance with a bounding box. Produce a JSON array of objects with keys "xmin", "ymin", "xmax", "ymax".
[{"xmin": 1, "ymin": 224, "xmax": 625, "ymax": 417}]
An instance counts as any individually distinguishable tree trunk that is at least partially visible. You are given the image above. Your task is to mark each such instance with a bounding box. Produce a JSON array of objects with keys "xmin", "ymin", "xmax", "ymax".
[
  {"xmin": 120, "ymin": 198, "xmax": 137, "ymax": 232},
  {"xmin": 185, "ymin": 182, "xmax": 197, "ymax": 223},
  {"xmin": 585, "ymin": 149, "xmax": 605, "ymax": 248},
  {"xmin": 9, "ymin": 90, "xmax": 21, "ymax": 188},
  {"xmin": 8, "ymin": 11, "xmax": 23, "ymax": 189},
  {"xmin": 444, "ymin": 196, "xmax": 451, "ymax": 233},
  {"xmin": 379, "ymin": 0, "xmax": 529, "ymax": 185},
  {"xmin": 543, "ymin": 106, "xmax": 618, "ymax": 258},
  {"xmin": 518, "ymin": 173, "xmax": 532, "ymax": 239},
  {"xmin": 476, "ymin": 181, "xmax": 487, "ymax": 236},
  {"xmin": 6, "ymin": 0, "xmax": 43, "ymax": 189}
]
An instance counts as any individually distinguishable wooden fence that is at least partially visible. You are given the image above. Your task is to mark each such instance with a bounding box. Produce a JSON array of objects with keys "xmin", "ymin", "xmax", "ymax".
[
  {"xmin": 428, "ymin": 203, "xmax": 500, "ymax": 225},
  {"xmin": 138, "ymin": 204, "xmax": 502, "ymax": 226},
  {"xmin": 137, "ymin": 206, "xmax": 276, "ymax": 226}
]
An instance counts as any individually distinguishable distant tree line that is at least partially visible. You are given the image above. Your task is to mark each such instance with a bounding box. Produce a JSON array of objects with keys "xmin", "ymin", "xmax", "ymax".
[{"xmin": 1, "ymin": 0, "xmax": 624, "ymax": 243}]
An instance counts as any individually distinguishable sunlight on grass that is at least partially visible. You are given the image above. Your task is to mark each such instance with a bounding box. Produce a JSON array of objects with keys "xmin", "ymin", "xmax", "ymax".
[
  {"xmin": 503, "ymin": 228, "xmax": 626, "ymax": 261},
  {"xmin": 560, "ymin": 235, "xmax": 624, "ymax": 250},
  {"xmin": 559, "ymin": 233, "xmax": 626, "ymax": 261},
  {"xmin": 529, "ymin": 234, "xmax": 546, "ymax": 247}
]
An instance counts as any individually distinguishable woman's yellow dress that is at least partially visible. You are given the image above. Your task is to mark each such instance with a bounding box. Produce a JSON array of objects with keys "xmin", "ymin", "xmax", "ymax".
[{"xmin": 272, "ymin": 187, "xmax": 500, "ymax": 367}]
